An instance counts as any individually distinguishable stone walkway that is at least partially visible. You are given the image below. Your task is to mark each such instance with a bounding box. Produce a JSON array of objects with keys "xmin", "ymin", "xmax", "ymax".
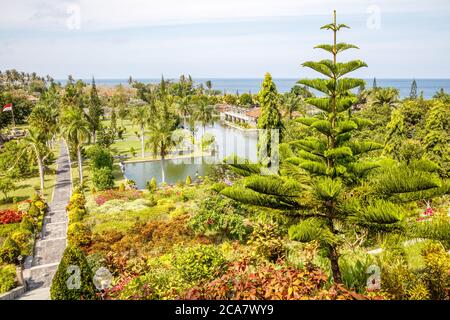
[{"xmin": 17, "ymin": 141, "xmax": 72, "ymax": 300}]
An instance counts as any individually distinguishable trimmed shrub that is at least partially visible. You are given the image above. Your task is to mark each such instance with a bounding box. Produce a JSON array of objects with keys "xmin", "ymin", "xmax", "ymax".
[
  {"xmin": 66, "ymin": 192, "xmax": 86, "ymax": 212},
  {"xmin": 189, "ymin": 196, "xmax": 249, "ymax": 241},
  {"xmin": 20, "ymin": 214, "xmax": 35, "ymax": 233},
  {"xmin": 0, "ymin": 237, "xmax": 20, "ymax": 264},
  {"xmin": 11, "ymin": 229, "xmax": 34, "ymax": 256},
  {"xmin": 147, "ymin": 177, "xmax": 157, "ymax": 192},
  {"xmin": 87, "ymin": 145, "xmax": 114, "ymax": 170},
  {"xmin": 86, "ymin": 252, "xmax": 107, "ymax": 274},
  {"xmin": 68, "ymin": 207, "xmax": 86, "ymax": 223},
  {"xmin": 33, "ymin": 199, "xmax": 47, "ymax": 212},
  {"xmin": 0, "ymin": 264, "xmax": 17, "ymax": 293},
  {"xmin": 92, "ymin": 167, "xmax": 115, "ymax": 191},
  {"xmin": 185, "ymin": 175, "xmax": 192, "ymax": 185},
  {"xmin": 50, "ymin": 245, "xmax": 98, "ymax": 300},
  {"xmin": 173, "ymin": 244, "xmax": 227, "ymax": 283},
  {"xmin": 68, "ymin": 223, "xmax": 92, "ymax": 247}
]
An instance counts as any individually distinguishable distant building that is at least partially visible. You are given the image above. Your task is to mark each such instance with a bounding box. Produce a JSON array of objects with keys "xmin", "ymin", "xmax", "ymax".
[
  {"xmin": 26, "ymin": 95, "xmax": 39, "ymax": 102},
  {"xmin": 218, "ymin": 104, "xmax": 260, "ymax": 127}
]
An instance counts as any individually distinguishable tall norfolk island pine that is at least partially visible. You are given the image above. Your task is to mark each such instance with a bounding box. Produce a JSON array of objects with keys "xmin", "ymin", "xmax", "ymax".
[
  {"xmin": 257, "ymin": 73, "xmax": 283, "ymax": 168},
  {"xmin": 221, "ymin": 11, "xmax": 443, "ymax": 283}
]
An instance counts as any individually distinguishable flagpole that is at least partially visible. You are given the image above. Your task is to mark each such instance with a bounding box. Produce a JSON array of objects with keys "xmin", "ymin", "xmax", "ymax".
[{"xmin": 11, "ymin": 105, "xmax": 16, "ymax": 128}]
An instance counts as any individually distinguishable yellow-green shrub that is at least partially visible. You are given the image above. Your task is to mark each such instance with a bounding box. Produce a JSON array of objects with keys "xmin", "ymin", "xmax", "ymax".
[
  {"xmin": 11, "ymin": 229, "xmax": 34, "ymax": 256},
  {"xmin": 68, "ymin": 223, "xmax": 92, "ymax": 247},
  {"xmin": 421, "ymin": 243, "xmax": 450, "ymax": 300},
  {"xmin": 0, "ymin": 264, "xmax": 16, "ymax": 293}
]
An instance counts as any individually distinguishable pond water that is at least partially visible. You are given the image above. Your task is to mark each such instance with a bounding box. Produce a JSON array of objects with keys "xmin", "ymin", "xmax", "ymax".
[{"xmin": 123, "ymin": 121, "xmax": 258, "ymax": 188}]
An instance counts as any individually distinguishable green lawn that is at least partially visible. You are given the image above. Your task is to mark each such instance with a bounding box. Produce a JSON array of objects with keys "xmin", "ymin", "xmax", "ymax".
[
  {"xmin": 0, "ymin": 144, "xmax": 61, "ymax": 210},
  {"xmin": 70, "ymin": 158, "xmax": 125, "ymax": 196},
  {"xmin": 110, "ymin": 139, "xmax": 142, "ymax": 156}
]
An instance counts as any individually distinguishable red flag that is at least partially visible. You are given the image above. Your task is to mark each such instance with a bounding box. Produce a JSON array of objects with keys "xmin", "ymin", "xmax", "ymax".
[{"xmin": 2, "ymin": 103, "xmax": 13, "ymax": 112}]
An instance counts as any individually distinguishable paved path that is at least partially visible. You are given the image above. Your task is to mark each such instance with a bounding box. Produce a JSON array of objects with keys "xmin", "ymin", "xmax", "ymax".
[{"xmin": 17, "ymin": 141, "xmax": 72, "ymax": 300}]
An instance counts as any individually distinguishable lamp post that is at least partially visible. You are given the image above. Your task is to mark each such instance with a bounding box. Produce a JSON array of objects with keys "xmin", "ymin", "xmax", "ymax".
[{"xmin": 17, "ymin": 255, "xmax": 26, "ymax": 289}]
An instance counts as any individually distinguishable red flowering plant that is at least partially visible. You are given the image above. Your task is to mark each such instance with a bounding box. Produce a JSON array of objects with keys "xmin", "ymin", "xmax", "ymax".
[
  {"xmin": 95, "ymin": 195, "xmax": 107, "ymax": 206},
  {"xmin": 417, "ymin": 203, "xmax": 435, "ymax": 222},
  {"xmin": 94, "ymin": 189, "xmax": 142, "ymax": 206},
  {"xmin": 180, "ymin": 258, "xmax": 379, "ymax": 300},
  {"xmin": 0, "ymin": 209, "xmax": 23, "ymax": 224},
  {"xmin": 103, "ymin": 276, "xmax": 136, "ymax": 300}
]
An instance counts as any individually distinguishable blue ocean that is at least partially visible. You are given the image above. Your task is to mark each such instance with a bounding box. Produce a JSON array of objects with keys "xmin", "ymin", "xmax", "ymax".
[{"xmin": 58, "ymin": 78, "xmax": 450, "ymax": 100}]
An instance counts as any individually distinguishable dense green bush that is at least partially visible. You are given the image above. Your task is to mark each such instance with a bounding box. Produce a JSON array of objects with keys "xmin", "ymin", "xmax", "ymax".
[
  {"xmin": 173, "ymin": 244, "xmax": 227, "ymax": 283},
  {"xmin": 20, "ymin": 215, "xmax": 35, "ymax": 233},
  {"xmin": 27, "ymin": 204, "xmax": 40, "ymax": 218},
  {"xmin": 0, "ymin": 237, "xmax": 21, "ymax": 264},
  {"xmin": 92, "ymin": 167, "xmax": 115, "ymax": 191},
  {"xmin": 97, "ymin": 127, "xmax": 115, "ymax": 148},
  {"xmin": 0, "ymin": 223, "xmax": 20, "ymax": 239},
  {"xmin": 189, "ymin": 196, "xmax": 249, "ymax": 240},
  {"xmin": 86, "ymin": 252, "xmax": 107, "ymax": 274},
  {"xmin": 50, "ymin": 245, "xmax": 98, "ymax": 300},
  {"xmin": 68, "ymin": 223, "xmax": 92, "ymax": 247},
  {"xmin": 248, "ymin": 223, "xmax": 285, "ymax": 262},
  {"xmin": 117, "ymin": 255, "xmax": 187, "ymax": 300},
  {"xmin": 11, "ymin": 229, "xmax": 33, "ymax": 256},
  {"xmin": 68, "ymin": 207, "xmax": 86, "ymax": 223},
  {"xmin": 0, "ymin": 264, "xmax": 16, "ymax": 293},
  {"xmin": 66, "ymin": 191, "xmax": 86, "ymax": 212},
  {"xmin": 86, "ymin": 145, "xmax": 114, "ymax": 170},
  {"xmin": 146, "ymin": 177, "xmax": 157, "ymax": 192},
  {"xmin": 339, "ymin": 251, "xmax": 375, "ymax": 294},
  {"xmin": 420, "ymin": 243, "xmax": 450, "ymax": 300},
  {"xmin": 377, "ymin": 237, "xmax": 413, "ymax": 299}
]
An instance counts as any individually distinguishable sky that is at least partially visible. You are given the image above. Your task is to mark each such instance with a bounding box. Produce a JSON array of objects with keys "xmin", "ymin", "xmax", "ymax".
[{"xmin": 0, "ymin": 0, "xmax": 449, "ymax": 79}]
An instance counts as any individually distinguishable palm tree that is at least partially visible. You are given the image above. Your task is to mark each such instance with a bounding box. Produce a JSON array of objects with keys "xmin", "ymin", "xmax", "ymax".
[
  {"xmin": 194, "ymin": 96, "xmax": 214, "ymax": 136},
  {"xmin": 130, "ymin": 105, "xmax": 150, "ymax": 158},
  {"xmin": 205, "ymin": 80, "xmax": 212, "ymax": 95},
  {"xmin": 28, "ymin": 104, "xmax": 58, "ymax": 148},
  {"xmin": 146, "ymin": 116, "xmax": 176, "ymax": 183},
  {"xmin": 175, "ymin": 96, "xmax": 192, "ymax": 130},
  {"xmin": 61, "ymin": 107, "xmax": 90, "ymax": 185},
  {"xmin": 281, "ymin": 93, "xmax": 304, "ymax": 119},
  {"xmin": 19, "ymin": 129, "xmax": 49, "ymax": 195},
  {"xmin": 370, "ymin": 88, "xmax": 400, "ymax": 109}
]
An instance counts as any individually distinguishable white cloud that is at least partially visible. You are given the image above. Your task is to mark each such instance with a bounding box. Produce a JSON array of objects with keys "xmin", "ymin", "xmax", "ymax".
[
  {"xmin": 0, "ymin": 0, "xmax": 448, "ymax": 78},
  {"xmin": 1, "ymin": 0, "xmax": 449, "ymax": 30}
]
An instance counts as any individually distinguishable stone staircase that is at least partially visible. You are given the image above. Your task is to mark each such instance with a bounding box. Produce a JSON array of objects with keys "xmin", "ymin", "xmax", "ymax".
[{"xmin": 18, "ymin": 142, "xmax": 71, "ymax": 299}]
